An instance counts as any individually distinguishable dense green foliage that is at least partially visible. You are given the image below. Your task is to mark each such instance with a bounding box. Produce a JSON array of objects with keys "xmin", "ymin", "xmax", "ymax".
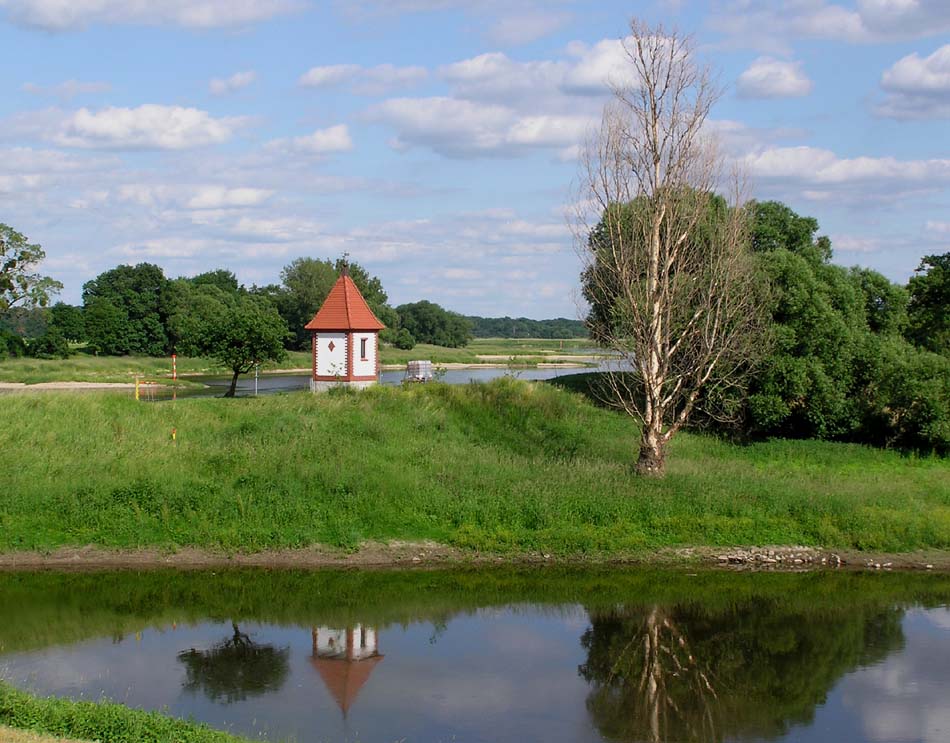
[
  {"xmin": 906, "ymin": 253, "xmax": 950, "ymax": 355},
  {"xmin": 48, "ymin": 303, "xmax": 85, "ymax": 343},
  {"xmin": 396, "ymin": 300, "xmax": 472, "ymax": 347},
  {"xmin": 0, "ymin": 223, "xmax": 62, "ymax": 312},
  {"xmin": 747, "ymin": 204, "xmax": 949, "ymax": 454},
  {"xmin": 582, "ymin": 197, "xmax": 950, "ymax": 455},
  {"xmin": 466, "ymin": 316, "xmax": 587, "ymax": 339},
  {"xmin": 204, "ymin": 295, "xmax": 288, "ymax": 397},
  {"xmin": 82, "ymin": 263, "xmax": 170, "ymax": 356},
  {"xmin": 0, "ymin": 683, "xmax": 258, "ymax": 743},
  {"xmin": 0, "ymin": 380, "xmax": 947, "ymax": 554}
]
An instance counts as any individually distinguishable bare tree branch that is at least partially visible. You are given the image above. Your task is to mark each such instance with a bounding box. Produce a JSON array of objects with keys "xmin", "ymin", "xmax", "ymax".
[{"xmin": 575, "ymin": 19, "xmax": 767, "ymax": 476}]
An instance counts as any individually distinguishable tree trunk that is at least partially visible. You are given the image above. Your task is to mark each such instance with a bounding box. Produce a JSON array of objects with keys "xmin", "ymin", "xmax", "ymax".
[
  {"xmin": 636, "ymin": 425, "xmax": 665, "ymax": 476},
  {"xmin": 225, "ymin": 370, "xmax": 240, "ymax": 398}
]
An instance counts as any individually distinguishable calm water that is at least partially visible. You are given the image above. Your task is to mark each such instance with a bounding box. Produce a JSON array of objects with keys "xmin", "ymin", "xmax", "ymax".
[
  {"xmin": 1, "ymin": 569, "xmax": 949, "ymax": 743},
  {"xmin": 181, "ymin": 364, "xmax": 607, "ymax": 398}
]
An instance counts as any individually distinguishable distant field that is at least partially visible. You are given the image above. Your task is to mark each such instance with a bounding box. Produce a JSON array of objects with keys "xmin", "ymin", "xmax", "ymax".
[
  {"xmin": 0, "ymin": 378, "xmax": 946, "ymax": 556},
  {"xmin": 0, "ymin": 338, "xmax": 599, "ymax": 384}
]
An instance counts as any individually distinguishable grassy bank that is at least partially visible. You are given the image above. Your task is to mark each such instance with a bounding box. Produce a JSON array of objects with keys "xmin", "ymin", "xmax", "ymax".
[
  {"xmin": 0, "ymin": 684, "xmax": 256, "ymax": 743},
  {"xmin": 0, "ymin": 378, "xmax": 947, "ymax": 555},
  {"xmin": 0, "ymin": 339, "xmax": 598, "ymax": 385}
]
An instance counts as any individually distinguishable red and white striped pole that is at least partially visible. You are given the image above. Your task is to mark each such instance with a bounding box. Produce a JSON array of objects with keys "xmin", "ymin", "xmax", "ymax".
[{"xmin": 172, "ymin": 353, "xmax": 177, "ymax": 382}]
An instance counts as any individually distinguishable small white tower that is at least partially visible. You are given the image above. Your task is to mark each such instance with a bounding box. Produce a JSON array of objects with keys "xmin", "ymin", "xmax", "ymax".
[{"xmin": 306, "ymin": 267, "xmax": 385, "ymax": 391}]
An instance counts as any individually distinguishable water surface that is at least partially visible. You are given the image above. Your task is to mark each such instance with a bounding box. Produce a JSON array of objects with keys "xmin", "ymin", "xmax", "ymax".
[{"xmin": 1, "ymin": 569, "xmax": 948, "ymax": 742}]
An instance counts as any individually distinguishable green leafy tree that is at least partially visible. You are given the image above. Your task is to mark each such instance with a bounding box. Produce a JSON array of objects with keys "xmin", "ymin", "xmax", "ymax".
[
  {"xmin": 205, "ymin": 295, "xmax": 288, "ymax": 397},
  {"xmin": 165, "ymin": 280, "xmax": 237, "ymax": 357},
  {"xmin": 83, "ymin": 297, "xmax": 132, "ymax": 356},
  {"xmin": 906, "ymin": 252, "xmax": 950, "ymax": 355},
  {"xmin": 0, "ymin": 223, "xmax": 62, "ymax": 312},
  {"xmin": 396, "ymin": 300, "xmax": 472, "ymax": 347},
  {"xmin": 747, "ymin": 249, "xmax": 866, "ymax": 439},
  {"xmin": 394, "ymin": 327, "xmax": 416, "ymax": 350},
  {"xmin": 849, "ymin": 267, "xmax": 908, "ymax": 336},
  {"xmin": 82, "ymin": 263, "xmax": 171, "ymax": 356},
  {"xmin": 27, "ymin": 326, "xmax": 71, "ymax": 359},
  {"xmin": 854, "ymin": 334, "xmax": 950, "ymax": 455},
  {"xmin": 48, "ymin": 302, "xmax": 86, "ymax": 343},
  {"xmin": 277, "ymin": 257, "xmax": 390, "ymax": 349},
  {"xmin": 751, "ymin": 201, "xmax": 832, "ymax": 262},
  {"xmin": 190, "ymin": 269, "xmax": 240, "ymax": 294},
  {"xmin": 0, "ymin": 328, "xmax": 27, "ymax": 359}
]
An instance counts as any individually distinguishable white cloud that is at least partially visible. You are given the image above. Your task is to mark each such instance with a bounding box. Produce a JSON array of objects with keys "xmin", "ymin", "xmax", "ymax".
[
  {"xmin": 209, "ymin": 70, "xmax": 257, "ymax": 96},
  {"xmin": 22, "ymin": 79, "xmax": 111, "ymax": 99},
  {"xmin": 925, "ymin": 220, "xmax": 950, "ymax": 235},
  {"xmin": 745, "ymin": 145, "xmax": 950, "ymax": 204},
  {"xmin": 0, "ymin": 146, "xmax": 116, "ymax": 195},
  {"xmin": 115, "ymin": 183, "xmax": 272, "ymax": 210},
  {"xmin": 737, "ymin": 57, "xmax": 812, "ymax": 98},
  {"xmin": 186, "ymin": 186, "xmax": 272, "ymax": 209},
  {"xmin": 709, "ymin": 0, "xmax": 950, "ymax": 51},
  {"xmin": 54, "ymin": 105, "xmax": 241, "ymax": 150},
  {"xmin": 298, "ymin": 64, "xmax": 361, "ymax": 88},
  {"xmin": 489, "ymin": 11, "xmax": 570, "ymax": 45},
  {"xmin": 562, "ymin": 37, "xmax": 638, "ymax": 94},
  {"xmin": 0, "ymin": 0, "xmax": 302, "ymax": 31},
  {"xmin": 367, "ymin": 96, "xmax": 592, "ymax": 157},
  {"xmin": 877, "ymin": 44, "xmax": 950, "ymax": 119},
  {"xmin": 299, "ymin": 64, "xmax": 426, "ymax": 94},
  {"xmin": 266, "ymin": 124, "xmax": 354, "ymax": 155}
]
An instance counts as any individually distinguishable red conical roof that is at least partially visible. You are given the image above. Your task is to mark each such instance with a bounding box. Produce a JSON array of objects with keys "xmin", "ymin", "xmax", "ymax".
[
  {"xmin": 305, "ymin": 274, "xmax": 385, "ymax": 331},
  {"xmin": 311, "ymin": 655, "xmax": 384, "ymax": 717}
]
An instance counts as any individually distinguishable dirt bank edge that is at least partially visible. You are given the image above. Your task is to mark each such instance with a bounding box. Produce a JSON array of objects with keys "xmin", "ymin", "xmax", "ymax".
[{"xmin": 0, "ymin": 543, "xmax": 947, "ymax": 572}]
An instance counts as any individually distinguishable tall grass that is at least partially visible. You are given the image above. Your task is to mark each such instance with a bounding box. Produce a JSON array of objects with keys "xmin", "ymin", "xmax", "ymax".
[{"xmin": 0, "ymin": 379, "xmax": 947, "ymax": 554}]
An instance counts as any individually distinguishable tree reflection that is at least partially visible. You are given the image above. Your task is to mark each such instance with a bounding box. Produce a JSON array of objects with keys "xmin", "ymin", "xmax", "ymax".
[
  {"xmin": 580, "ymin": 603, "xmax": 904, "ymax": 742},
  {"xmin": 177, "ymin": 622, "xmax": 289, "ymax": 703}
]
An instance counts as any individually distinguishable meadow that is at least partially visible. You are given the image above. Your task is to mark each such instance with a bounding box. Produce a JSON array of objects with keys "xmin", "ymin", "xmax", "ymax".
[
  {"xmin": 0, "ymin": 378, "xmax": 947, "ymax": 555},
  {"xmin": 0, "ymin": 338, "xmax": 599, "ymax": 385}
]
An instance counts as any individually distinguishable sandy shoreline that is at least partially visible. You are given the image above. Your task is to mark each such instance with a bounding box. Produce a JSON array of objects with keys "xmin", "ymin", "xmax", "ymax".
[
  {"xmin": 1, "ymin": 543, "xmax": 947, "ymax": 572},
  {"xmin": 0, "ymin": 381, "xmax": 164, "ymax": 391}
]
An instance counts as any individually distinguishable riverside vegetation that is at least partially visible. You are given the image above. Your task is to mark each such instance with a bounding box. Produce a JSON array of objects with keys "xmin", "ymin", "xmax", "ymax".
[{"xmin": 0, "ymin": 378, "xmax": 947, "ymax": 556}]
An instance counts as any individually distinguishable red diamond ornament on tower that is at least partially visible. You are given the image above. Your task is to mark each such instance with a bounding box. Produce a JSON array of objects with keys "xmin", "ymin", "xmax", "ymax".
[{"xmin": 328, "ymin": 341, "xmax": 336, "ymax": 352}]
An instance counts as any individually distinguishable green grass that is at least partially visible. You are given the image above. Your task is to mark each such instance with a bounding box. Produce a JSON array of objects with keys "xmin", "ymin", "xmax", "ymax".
[
  {"xmin": 0, "ymin": 378, "xmax": 947, "ymax": 555},
  {"xmin": 0, "ymin": 683, "xmax": 258, "ymax": 743},
  {"xmin": 0, "ymin": 339, "xmax": 598, "ymax": 384}
]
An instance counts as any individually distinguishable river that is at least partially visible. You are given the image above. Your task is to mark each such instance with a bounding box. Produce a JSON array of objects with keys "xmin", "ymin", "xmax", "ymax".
[{"xmin": 1, "ymin": 568, "xmax": 948, "ymax": 742}]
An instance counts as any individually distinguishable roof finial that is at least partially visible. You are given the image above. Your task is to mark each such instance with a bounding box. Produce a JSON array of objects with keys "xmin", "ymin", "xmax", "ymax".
[{"xmin": 340, "ymin": 252, "xmax": 350, "ymax": 277}]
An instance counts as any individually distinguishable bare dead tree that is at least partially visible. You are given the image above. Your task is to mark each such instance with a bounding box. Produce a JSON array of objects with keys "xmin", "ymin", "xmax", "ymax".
[{"xmin": 575, "ymin": 19, "xmax": 767, "ymax": 476}]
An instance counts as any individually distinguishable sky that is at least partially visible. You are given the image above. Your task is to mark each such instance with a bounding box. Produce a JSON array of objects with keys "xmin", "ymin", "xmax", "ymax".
[{"xmin": 1, "ymin": 0, "xmax": 948, "ymax": 319}]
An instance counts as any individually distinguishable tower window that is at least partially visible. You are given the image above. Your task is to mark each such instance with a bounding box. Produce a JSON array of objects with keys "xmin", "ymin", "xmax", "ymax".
[{"xmin": 360, "ymin": 338, "xmax": 368, "ymax": 359}]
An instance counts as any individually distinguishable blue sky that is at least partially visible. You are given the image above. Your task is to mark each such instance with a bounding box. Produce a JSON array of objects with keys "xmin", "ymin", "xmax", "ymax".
[{"xmin": 1, "ymin": 0, "xmax": 948, "ymax": 318}]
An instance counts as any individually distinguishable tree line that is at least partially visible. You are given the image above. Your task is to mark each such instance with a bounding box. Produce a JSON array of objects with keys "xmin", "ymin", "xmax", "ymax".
[
  {"xmin": 0, "ymin": 248, "xmax": 481, "ymax": 366},
  {"xmin": 466, "ymin": 316, "xmax": 587, "ymax": 339}
]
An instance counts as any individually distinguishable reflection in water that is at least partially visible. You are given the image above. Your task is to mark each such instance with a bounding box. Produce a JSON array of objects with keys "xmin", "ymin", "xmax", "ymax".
[
  {"xmin": 580, "ymin": 603, "xmax": 905, "ymax": 742},
  {"xmin": 311, "ymin": 625, "xmax": 383, "ymax": 717},
  {"xmin": 177, "ymin": 622, "xmax": 289, "ymax": 703},
  {"xmin": 0, "ymin": 569, "xmax": 948, "ymax": 743},
  {"xmin": 580, "ymin": 607, "xmax": 718, "ymax": 742}
]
